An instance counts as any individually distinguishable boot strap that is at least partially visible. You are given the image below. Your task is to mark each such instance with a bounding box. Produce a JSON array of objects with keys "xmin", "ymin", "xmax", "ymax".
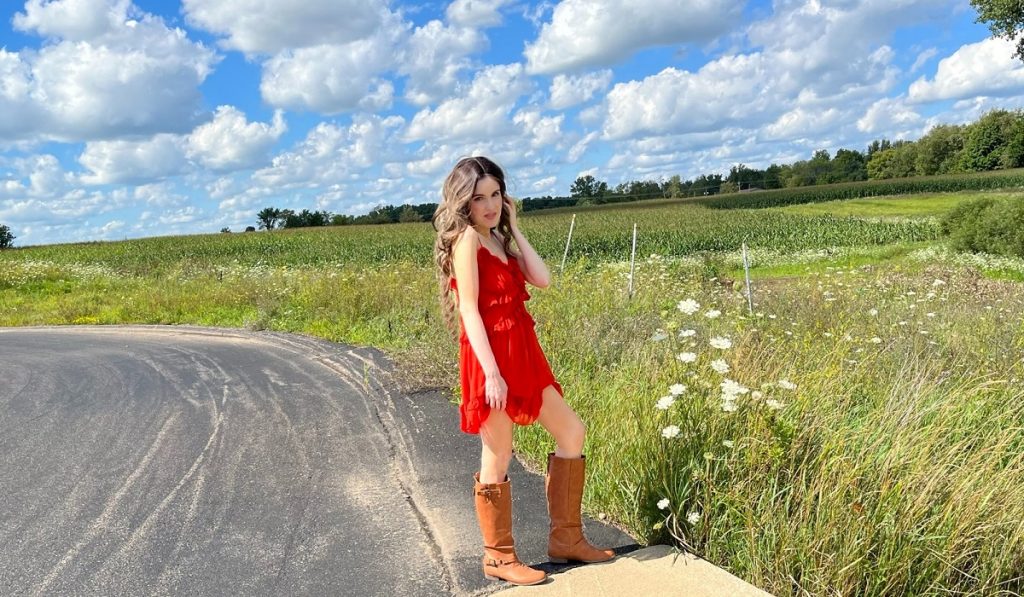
[
  {"xmin": 476, "ymin": 486, "xmax": 501, "ymax": 498},
  {"xmin": 485, "ymin": 556, "xmax": 522, "ymax": 567}
]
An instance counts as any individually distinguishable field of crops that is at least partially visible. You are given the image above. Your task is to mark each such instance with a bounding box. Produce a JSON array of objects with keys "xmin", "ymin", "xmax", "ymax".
[{"xmin": 2, "ymin": 190, "xmax": 1023, "ymax": 595}]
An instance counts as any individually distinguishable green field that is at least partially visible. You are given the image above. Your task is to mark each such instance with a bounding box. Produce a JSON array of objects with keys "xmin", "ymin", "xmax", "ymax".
[{"xmin": 2, "ymin": 190, "xmax": 1023, "ymax": 596}]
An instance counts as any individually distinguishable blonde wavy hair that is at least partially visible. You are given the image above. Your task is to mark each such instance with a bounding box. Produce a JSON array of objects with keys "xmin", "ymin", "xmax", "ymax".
[{"xmin": 432, "ymin": 156, "xmax": 517, "ymax": 337}]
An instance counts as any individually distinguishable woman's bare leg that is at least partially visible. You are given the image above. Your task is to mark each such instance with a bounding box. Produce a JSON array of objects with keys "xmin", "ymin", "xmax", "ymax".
[
  {"xmin": 479, "ymin": 408, "xmax": 514, "ymax": 483},
  {"xmin": 535, "ymin": 385, "xmax": 586, "ymax": 458}
]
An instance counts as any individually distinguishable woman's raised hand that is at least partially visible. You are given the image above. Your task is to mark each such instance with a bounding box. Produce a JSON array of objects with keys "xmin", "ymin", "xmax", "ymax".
[
  {"xmin": 503, "ymin": 195, "xmax": 518, "ymax": 231},
  {"xmin": 484, "ymin": 371, "xmax": 508, "ymax": 411}
]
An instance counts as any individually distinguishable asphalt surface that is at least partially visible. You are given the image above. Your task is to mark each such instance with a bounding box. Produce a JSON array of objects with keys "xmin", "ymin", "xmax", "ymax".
[{"xmin": 0, "ymin": 325, "xmax": 637, "ymax": 596}]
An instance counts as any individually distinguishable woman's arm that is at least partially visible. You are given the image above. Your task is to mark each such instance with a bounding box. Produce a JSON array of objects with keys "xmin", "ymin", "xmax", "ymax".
[
  {"xmin": 453, "ymin": 230, "xmax": 506, "ymax": 409},
  {"xmin": 510, "ymin": 227, "xmax": 550, "ymax": 289}
]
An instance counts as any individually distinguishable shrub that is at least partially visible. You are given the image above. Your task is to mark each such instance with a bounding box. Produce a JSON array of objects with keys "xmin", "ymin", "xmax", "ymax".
[{"xmin": 941, "ymin": 196, "xmax": 1024, "ymax": 257}]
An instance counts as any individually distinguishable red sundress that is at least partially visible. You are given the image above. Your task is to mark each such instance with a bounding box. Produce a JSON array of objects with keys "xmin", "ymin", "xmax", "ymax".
[{"xmin": 449, "ymin": 245, "xmax": 563, "ymax": 434}]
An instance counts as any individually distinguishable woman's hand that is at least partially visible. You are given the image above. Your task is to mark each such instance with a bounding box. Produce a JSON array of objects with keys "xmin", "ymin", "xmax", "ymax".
[
  {"xmin": 503, "ymin": 195, "xmax": 518, "ymax": 232},
  {"xmin": 484, "ymin": 370, "xmax": 508, "ymax": 411}
]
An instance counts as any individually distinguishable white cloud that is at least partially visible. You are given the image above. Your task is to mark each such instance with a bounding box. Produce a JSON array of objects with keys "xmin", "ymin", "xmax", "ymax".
[
  {"xmin": 2, "ymin": 3, "xmax": 218, "ymax": 142},
  {"xmin": 399, "ymin": 20, "xmax": 486, "ymax": 106},
  {"xmin": 513, "ymin": 109, "xmax": 564, "ymax": 148},
  {"xmin": 910, "ymin": 47, "xmax": 938, "ymax": 73},
  {"xmin": 908, "ymin": 37, "xmax": 1024, "ymax": 103},
  {"xmin": 524, "ymin": 0, "xmax": 742, "ymax": 74},
  {"xmin": 857, "ymin": 97, "xmax": 922, "ymax": 134},
  {"xmin": 405, "ymin": 63, "xmax": 533, "ymax": 142},
  {"xmin": 549, "ymin": 69, "xmax": 612, "ymax": 109},
  {"xmin": 446, "ymin": 0, "xmax": 514, "ymax": 28},
  {"xmin": 182, "ymin": 0, "xmax": 387, "ymax": 54},
  {"xmin": 762, "ymin": 107, "xmax": 845, "ymax": 141},
  {"xmin": 187, "ymin": 106, "xmax": 287, "ymax": 171},
  {"xmin": 260, "ymin": 37, "xmax": 399, "ymax": 114},
  {"xmin": 78, "ymin": 134, "xmax": 189, "ymax": 185}
]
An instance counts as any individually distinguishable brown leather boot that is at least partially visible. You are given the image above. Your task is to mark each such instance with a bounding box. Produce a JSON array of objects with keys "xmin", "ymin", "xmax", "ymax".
[
  {"xmin": 545, "ymin": 453, "xmax": 615, "ymax": 564},
  {"xmin": 473, "ymin": 473, "xmax": 547, "ymax": 586}
]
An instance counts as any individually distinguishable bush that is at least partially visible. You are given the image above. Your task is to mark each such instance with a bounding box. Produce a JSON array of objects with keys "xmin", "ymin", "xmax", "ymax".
[{"xmin": 941, "ymin": 196, "xmax": 1024, "ymax": 257}]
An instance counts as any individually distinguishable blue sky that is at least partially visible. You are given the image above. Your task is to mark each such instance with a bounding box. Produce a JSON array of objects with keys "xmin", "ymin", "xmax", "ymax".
[{"xmin": 1, "ymin": 0, "xmax": 1022, "ymax": 246}]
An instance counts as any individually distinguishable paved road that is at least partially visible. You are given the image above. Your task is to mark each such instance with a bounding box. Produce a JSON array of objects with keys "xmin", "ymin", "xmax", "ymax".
[{"xmin": 0, "ymin": 326, "xmax": 637, "ymax": 596}]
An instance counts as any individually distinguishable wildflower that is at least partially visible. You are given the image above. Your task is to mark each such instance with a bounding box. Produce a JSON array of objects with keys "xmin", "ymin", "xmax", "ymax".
[
  {"xmin": 926, "ymin": 312, "xmax": 936, "ymax": 318},
  {"xmin": 651, "ymin": 329, "xmax": 668, "ymax": 341},
  {"xmin": 722, "ymin": 439, "xmax": 734, "ymax": 448},
  {"xmin": 686, "ymin": 511, "xmax": 701, "ymax": 524},
  {"xmin": 765, "ymin": 399, "xmax": 784, "ymax": 410},
  {"xmin": 721, "ymin": 399, "xmax": 738, "ymax": 412},
  {"xmin": 710, "ymin": 336, "xmax": 732, "ymax": 349},
  {"xmin": 720, "ymin": 378, "xmax": 749, "ymax": 398},
  {"xmin": 662, "ymin": 425, "xmax": 681, "ymax": 439},
  {"xmin": 751, "ymin": 390, "xmax": 764, "ymax": 400},
  {"xmin": 678, "ymin": 329, "xmax": 697, "ymax": 338},
  {"xmin": 676, "ymin": 352, "xmax": 697, "ymax": 363},
  {"xmin": 870, "ymin": 337, "xmax": 882, "ymax": 344},
  {"xmin": 932, "ymin": 279, "xmax": 946, "ymax": 286},
  {"xmin": 669, "ymin": 383, "xmax": 686, "ymax": 395},
  {"xmin": 704, "ymin": 309, "xmax": 721, "ymax": 319},
  {"xmin": 710, "ymin": 359, "xmax": 730, "ymax": 374},
  {"xmin": 677, "ymin": 298, "xmax": 700, "ymax": 315},
  {"xmin": 655, "ymin": 395, "xmax": 675, "ymax": 410},
  {"xmin": 778, "ymin": 379, "xmax": 797, "ymax": 390},
  {"xmin": 657, "ymin": 498, "xmax": 670, "ymax": 510},
  {"xmin": 868, "ymin": 308, "xmax": 878, "ymax": 316}
]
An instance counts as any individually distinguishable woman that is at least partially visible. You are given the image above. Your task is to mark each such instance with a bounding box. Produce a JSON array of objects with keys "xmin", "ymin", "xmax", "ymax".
[{"xmin": 432, "ymin": 156, "xmax": 614, "ymax": 586}]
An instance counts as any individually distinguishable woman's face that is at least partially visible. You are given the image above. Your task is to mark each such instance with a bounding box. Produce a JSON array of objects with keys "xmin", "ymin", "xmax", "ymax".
[{"xmin": 468, "ymin": 175, "xmax": 503, "ymax": 230}]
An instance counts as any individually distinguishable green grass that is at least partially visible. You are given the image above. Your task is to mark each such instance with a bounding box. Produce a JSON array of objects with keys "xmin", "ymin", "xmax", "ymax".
[
  {"xmin": 2, "ymin": 190, "xmax": 1023, "ymax": 595},
  {"xmin": 774, "ymin": 191, "xmax": 1022, "ymax": 218}
]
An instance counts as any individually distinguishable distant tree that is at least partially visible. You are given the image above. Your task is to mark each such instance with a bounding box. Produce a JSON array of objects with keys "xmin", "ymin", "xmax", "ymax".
[
  {"xmin": 971, "ymin": 0, "xmax": 1024, "ymax": 62},
  {"xmin": 830, "ymin": 149, "xmax": 868, "ymax": 182},
  {"xmin": 0, "ymin": 224, "xmax": 13, "ymax": 249},
  {"xmin": 719, "ymin": 180, "xmax": 738, "ymax": 194},
  {"xmin": 398, "ymin": 205, "xmax": 423, "ymax": 222},
  {"xmin": 257, "ymin": 207, "xmax": 281, "ymax": 230},
  {"xmin": 867, "ymin": 138, "xmax": 892, "ymax": 159},
  {"xmin": 282, "ymin": 209, "xmax": 331, "ymax": 228},
  {"xmin": 220, "ymin": 227, "xmax": 231, "ymax": 233},
  {"xmin": 867, "ymin": 143, "xmax": 919, "ymax": 179},
  {"xmin": 244, "ymin": 226, "xmax": 256, "ymax": 232},
  {"xmin": 570, "ymin": 175, "xmax": 600, "ymax": 199},
  {"xmin": 915, "ymin": 124, "xmax": 966, "ymax": 175},
  {"xmin": 330, "ymin": 214, "xmax": 354, "ymax": 226},
  {"xmin": 959, "ymin": 109, "xmax": 1019, "ymax": 171},
  {"xmin": 662, "ymin": 174, "xmax": 683, "ymax": 198}
]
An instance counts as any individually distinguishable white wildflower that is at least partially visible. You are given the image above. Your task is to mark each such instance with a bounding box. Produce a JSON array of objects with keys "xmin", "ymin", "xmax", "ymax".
[
  {"xmin": 722, "ymin": 439, "xmax": 734, "ymax": 448},
  {"xmin": 678, "ymin": 328, "xmax": 697, "ymax": 338},
  {"xmin": 662, "ymin": 425, "xmax": 681, "ymax": 439},
  {"xmin": 710, "ymin": 359, "xmax": 730, "ymax": 374},
  {"xmin": 765, "ymin": 399, "xmax": 784, "ymax": 410},
  {"xmin": 676, "ymin": 352, "xmax": 697, "ymax": 363},
  {"xmin": 710, "ymin": 336, "xmax": 732, "ymax": 350},
  {"xmin": 655, "ymin": 395, "xmax": 675, "ymax": 410},
  {"xmin": 657, "ymin": 498, "xmax": 670, "ymax": 510},
  {"xmin": 686, "ymin": 510, "xmax": 701, "ymax": 524},
  {"xmin": 704, "ymin": 309, "xmax": 721, "ymax": 319},
  {"xmin": 778, "ymin": 379, "xmax": 797, "ymax": 390},
  {"xmin": 677, "ymin": 299, "xmax": 700, "ymax": 315},
  {"xmin": 651, "ymin": 329, "xmax": 668, "ymax": 341},
  {"xmin": 669, "ymin": 383, "xmax": 686, "ymax": 395},
  {"xmin": 870, "ymin": 337, "xmax": 882, "ymax": 344}
]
